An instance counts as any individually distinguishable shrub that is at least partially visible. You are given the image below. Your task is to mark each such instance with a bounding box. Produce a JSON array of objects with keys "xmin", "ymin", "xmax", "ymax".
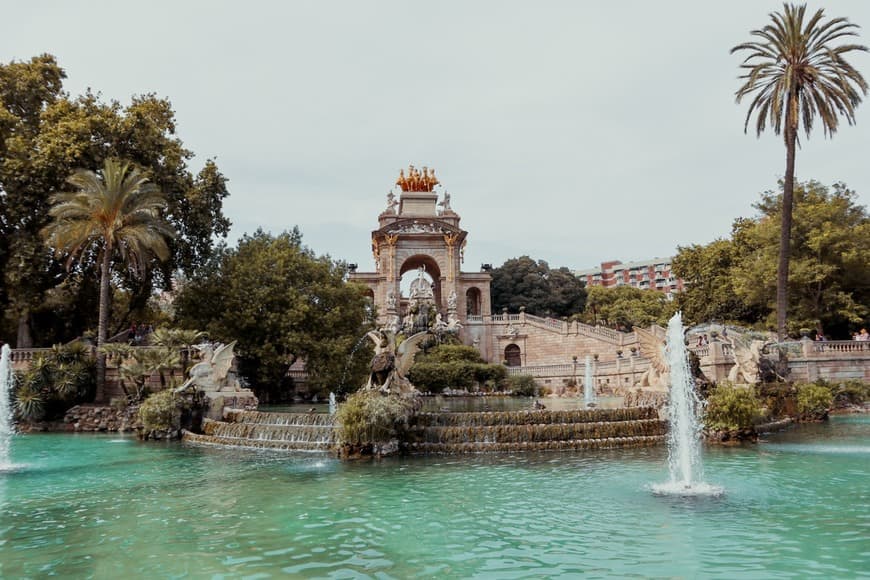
[
  {"xmin": 408, "ymin": 345, "xmax": 505, "ymax": 392},
  {"xmin": 796, "ymin": 383, "xmax": 833, "ymax": 420},
  {"xmin": 336, "ymin": 390, "xmax": 417, "ymax": 446},
  {"xmin": 505, "ymin": 374, "xmax": 538, "ymax": 397},
  {"xmin": 704, "ymin": 383, "xmax": 761, "ymax": 431},
  {"xmin": 138, "ymin": 389, "xmax": 186, "ymax": 433},
  {"xmin": 756, "ymin": 381, "xmax": 797, "ymax": 418},
  {"xmin": 12, "ymin": 343, "xmax": 96, "ymax": 421},
  {"xmin": 827, "ymin": 379, "xmax": 869, "ymax": 406}
]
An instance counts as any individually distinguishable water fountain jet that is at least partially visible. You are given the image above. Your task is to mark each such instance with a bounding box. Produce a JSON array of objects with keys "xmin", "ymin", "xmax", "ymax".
[
  {"xmin": 1, "ymin": 344, "xmax": 15, "ymax": 470},
  {"xmin": 651, "ymin": 312, "xmax": 723, "ymax": 497},
  {"xmin": 584, "ymin": 355, "xmax": 595, "ymax": 407}
]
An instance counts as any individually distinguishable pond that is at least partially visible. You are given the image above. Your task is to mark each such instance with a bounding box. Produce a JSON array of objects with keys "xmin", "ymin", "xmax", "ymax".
[{"xmin": 1, "ymin": 415, "xmax": 867, "ymax": 577}]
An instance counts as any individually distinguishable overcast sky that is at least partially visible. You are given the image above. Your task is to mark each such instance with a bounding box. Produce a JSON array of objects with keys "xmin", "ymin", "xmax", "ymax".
[{"xmin": 3, "ymin": 1, "xmax": 869, "ymax": 273}]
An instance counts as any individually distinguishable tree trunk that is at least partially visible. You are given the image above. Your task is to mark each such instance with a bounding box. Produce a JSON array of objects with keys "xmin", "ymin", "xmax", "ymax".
[
  {"xmin": 777, "ymin": 121, "xmax": 798, "ymax": 341},
  {"xmin": 95, "ymin": 249, "xmax": 111, "ymax": 402}
]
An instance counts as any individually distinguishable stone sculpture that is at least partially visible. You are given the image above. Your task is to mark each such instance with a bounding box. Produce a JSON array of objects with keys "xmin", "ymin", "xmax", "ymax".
[
  {"xmin": 396, "ymin": 164, "xmax": 439, "ymax": 192},
  {"xmin": 175, "ymin": 341, "xmax": 258, "ymax": 420},
  {"xmin": 727, "ymin": 338, "xmax": 765, "ymax": 384},
  {"xmin": 182, "ymin": 342, "xmax": 239, "ymax": 392},
  {"xmin": 364, "ymin": 329, "xmax": 428, "ymax": 394},
  {"xmin": 634, "ymin": 327, "xmax": 670, "ymax": 390}
]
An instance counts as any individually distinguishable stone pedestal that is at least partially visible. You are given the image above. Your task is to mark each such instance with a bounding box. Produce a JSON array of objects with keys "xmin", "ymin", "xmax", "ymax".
[{"xmin": 202, "ymin": 389, "xmax": 258, "ymax": 420}]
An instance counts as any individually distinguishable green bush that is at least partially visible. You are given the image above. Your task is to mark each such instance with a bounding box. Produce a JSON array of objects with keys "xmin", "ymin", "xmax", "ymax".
[
  {"xmin": 336, "ymin": 390, "xmax": 417, "ymax": 446},
  {"xmin": 505, "ymin": 374, "xmax": 538, "ymax": 397},
  {"xmin": 420, "ymin": 345, "xmax": 485, "ymax": 364},
  {"xmin": 408, "ymin": 362, "xmax": 474, "ymax": 392},
  {"xmin": 13, "ymin": 342, "xmax": 96, "ymax": 421},
  {"xmin": 704, "ymin": 383, "xmax": 762, "ymax": 431},
  {"xmin": 408, "ymin": 345, "xmax": 506, "ymax": 392},
  {"xmin": 138, "ymin": 389, "xmax": 185, "ymax": 433},
  {"xmin": 756, "ymin": 381, "xmax": 797, "ymax": 418},
  {"xmin": 827, "ymin": 379, "xmax": 869, "ymax": 406},
  {"xmin": 796, "ymin": 383, "xmax": 833, "ymax": 419}
]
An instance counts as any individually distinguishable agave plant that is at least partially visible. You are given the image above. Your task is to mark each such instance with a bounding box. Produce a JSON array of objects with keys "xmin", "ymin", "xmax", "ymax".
[{"xmin": 14, "ymin": 384, "xmax": 45, "ymax": 421}]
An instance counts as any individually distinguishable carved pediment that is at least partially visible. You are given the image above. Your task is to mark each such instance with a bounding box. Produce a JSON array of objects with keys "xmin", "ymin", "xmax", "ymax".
[{"xmin": 376, "ymin": 218, "xmax": 463, "ymax": 237}]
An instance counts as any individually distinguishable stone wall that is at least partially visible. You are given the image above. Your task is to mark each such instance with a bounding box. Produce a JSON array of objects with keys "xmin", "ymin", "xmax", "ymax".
[{"xmin": 63, "ymin": 404, "xmax": 142, "ymax": 432}]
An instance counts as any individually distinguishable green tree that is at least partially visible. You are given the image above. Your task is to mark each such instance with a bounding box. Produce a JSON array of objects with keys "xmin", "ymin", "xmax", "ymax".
[
  {"xmin": 42, "ymin": 159, "xmax": 176, "ymax": 400},
  {"xmin": 730, "ymin": 181, "xmax": 869, "ymax": 337},
  {"xmin": 0, "ymin": 54, "xmax": 231, "ymax": 346},
  {"xmin": 174, "ymin": 229, "xmax": 372, "ymax": 401},
  {"xmin": 732, "ymin": 4, "xmax": 867, "ymax": 339},
  {"xmin": 672, "ymin": 239, "xmax": 766, "ymax": 326},
  {"xmin": 579, "ymin": 286, "xmax": 676, "ymax": 330},
  {"xmin": 490, "ymin": 256, "xmax": 586, "ymax": 317}
]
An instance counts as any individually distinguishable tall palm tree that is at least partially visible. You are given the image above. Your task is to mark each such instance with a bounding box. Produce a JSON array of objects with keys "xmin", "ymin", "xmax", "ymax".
[
  {"xmin": 732, "ymin": 3, "xmax": 867, "ymax": 340},
  {"xmin": 42, "ymin": 159, "xmax": 176, "ymax": 401}
]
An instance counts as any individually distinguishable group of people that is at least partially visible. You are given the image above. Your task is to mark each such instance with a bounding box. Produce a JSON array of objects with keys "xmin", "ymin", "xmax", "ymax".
[
  {"xmin": 853, "ymin": 328, "xmax": 870, "ymax": 342},
  {"xmin": 128, "ymin": 322, "xmax": 154, "ymax": 345}
]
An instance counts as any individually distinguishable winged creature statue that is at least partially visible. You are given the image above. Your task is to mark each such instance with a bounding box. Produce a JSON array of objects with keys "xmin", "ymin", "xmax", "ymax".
[
  {"xmin": 727, "ymin": 337, "xmax": 764, "ymax": 384},
  {"xmin": 634, "ymin": 326, "xmax": 670, "ymax": 390},
  {"xmin": 178, "ymin": 341, "xmax": 239, "ymax": 392},
  {"xmin": 364, "ymin": 330, "xmax": 428, "ymax": 394}
]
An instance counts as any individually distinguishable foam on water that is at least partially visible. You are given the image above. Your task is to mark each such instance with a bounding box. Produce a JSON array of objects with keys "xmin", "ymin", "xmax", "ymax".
[{"xmin": 649, "ymin": 481, "xmax": 725, "ymax": 497}]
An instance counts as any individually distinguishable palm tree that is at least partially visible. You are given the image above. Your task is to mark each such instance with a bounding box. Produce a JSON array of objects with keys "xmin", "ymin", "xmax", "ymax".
[
  {"xmin": 732, "ymin": 4, "xmax": 867, "ymax": 340},
  {"xmin": 150, "ymin": 327, "xmax": 206, "ymax": 380},
  {"xmin": 42, "ymin": 159, "xmax": 176, "ymax": 401}
]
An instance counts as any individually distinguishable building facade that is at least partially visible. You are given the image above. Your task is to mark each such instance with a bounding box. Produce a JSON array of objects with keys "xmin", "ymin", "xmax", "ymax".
[{"xmin": 575, "ymin": 258, "xmax": 684, "ymax": 297}]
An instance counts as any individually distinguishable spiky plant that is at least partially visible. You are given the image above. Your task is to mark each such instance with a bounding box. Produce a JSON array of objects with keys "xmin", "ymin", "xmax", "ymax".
[
  {"xmin": 732, "ymin": 4, "xmax": 868, "ymax": 339},
  {"xmin": 14, "ymin": 384, "xmax": 45, "ymax": 421},
  {"xmin": 42, "ymin": 158, "xmax": 176, "ymax": 400}
]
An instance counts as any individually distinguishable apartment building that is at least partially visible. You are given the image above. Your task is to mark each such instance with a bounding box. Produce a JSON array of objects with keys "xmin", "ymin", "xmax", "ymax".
[{"xmin": 575, "ymin": 258, "xmax": 684, "ymax": 297}]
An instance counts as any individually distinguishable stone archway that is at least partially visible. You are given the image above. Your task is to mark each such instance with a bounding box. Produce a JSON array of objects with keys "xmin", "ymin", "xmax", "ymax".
[
  {"xmin": 505, "ymin": 344, "xmax": 522, "ymax": 367},
  {"xmin": 399, "ymin": 255, "xmax": 443, "ymax": 307},
  {"xmin": 466, "ymin": 287, "xmax": 482, "ymax": 316}
]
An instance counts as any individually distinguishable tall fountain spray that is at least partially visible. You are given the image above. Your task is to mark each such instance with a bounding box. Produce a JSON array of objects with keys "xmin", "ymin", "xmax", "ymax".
[
  {"xmin": 652, "ymin": 312, "xmax": 722, "ymax": 496},
  {"xmin": 328, "ymin": 392, "xmax": 337, "ymax": 415},
  {"xmin": 0, "ymin": 344, "xmax": 15, "ymax": 469},
  {"xmin": 584, "ymin": 355, "xmax": 595, "ymax": 406}
]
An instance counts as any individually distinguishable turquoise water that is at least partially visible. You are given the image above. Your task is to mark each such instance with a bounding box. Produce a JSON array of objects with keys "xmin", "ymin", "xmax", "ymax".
[{"xmin": 1, "ymin": 416, "xmax": 868, "ymax": 578}]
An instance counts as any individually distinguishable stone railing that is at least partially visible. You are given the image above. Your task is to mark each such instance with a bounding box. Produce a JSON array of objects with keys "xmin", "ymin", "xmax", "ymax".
[
  {"xmin": 520, "ymin": 313, "xmax": 625, "ymax": 345},
  {"xmin": 807, "ymin": 340, "xmax": 869, "ymax": 354},
  {"xmin": 690, "ymin": 346, "xmax": 710, "ymax": 358},
  {"xmin": 506, "ymin": 363, "xmax": 575, "ymax": 377},
  {"xmin": 9, "ymin": 348, "xmax": 54, "ymax": 363},
  {"xmin": 505, "ymin": 358, "xmax": 650, "ymax": 380}
]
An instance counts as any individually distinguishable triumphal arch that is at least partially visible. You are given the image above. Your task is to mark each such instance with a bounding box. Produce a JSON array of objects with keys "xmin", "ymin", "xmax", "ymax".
[{"xmin": 348, "ymin": 165, "xmax": 492, "ymax": 350}]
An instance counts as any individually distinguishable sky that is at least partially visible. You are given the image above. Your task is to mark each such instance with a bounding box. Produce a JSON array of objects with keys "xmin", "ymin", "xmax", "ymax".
[{"xmin": 2, "ymin": 1, "xmax": 869, "ymax": 273}]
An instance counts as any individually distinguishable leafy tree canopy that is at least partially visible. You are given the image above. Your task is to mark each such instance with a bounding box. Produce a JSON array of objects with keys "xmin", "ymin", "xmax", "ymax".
[
  {"xmin": 173, "ymin": 229, "xmax": 373, "ymax": 401},
  {"xmin": 579, "ymin": 285, "xmax": 677, "ymax": 330},
  {"xmin": 490, "ymin": 256, "xmax": 586, "ymax": 317},
  {"xmin": 0, "ymin": 54, "xmax": 231, "ymax": 346},
  {"xmin": 674, "ymin": 180, "xmax": 869, "ymax": 337}
]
